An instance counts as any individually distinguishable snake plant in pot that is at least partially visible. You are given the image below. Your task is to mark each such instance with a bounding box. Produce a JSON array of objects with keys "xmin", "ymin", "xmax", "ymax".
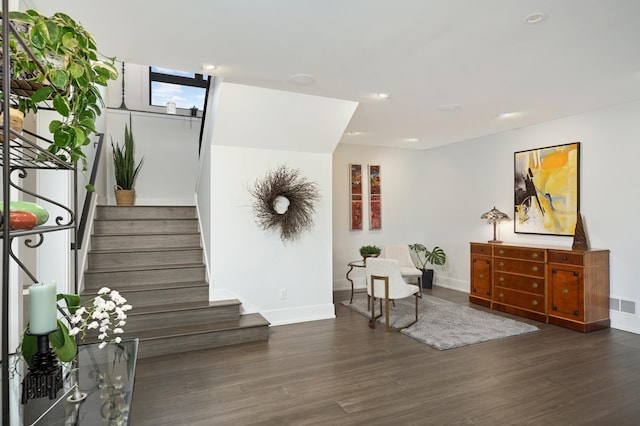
[
  {"xmin": 111, "ymin": 114, "xmax": 143, "ymax": 205},
  {"xmin": 409, "ymin": 243, "xmax": 447, "ymax": 289}
]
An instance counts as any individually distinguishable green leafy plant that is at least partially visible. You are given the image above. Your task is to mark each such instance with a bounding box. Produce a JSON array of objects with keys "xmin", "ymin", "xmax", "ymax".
[
  {"xmin": 4, "ymin": 10, "xmax": 118, "ymax": 166},
  {"xmin": 409, "ymin": 243, "xmax": 447, "ymax": 270},
  {"xmin": 111, "ymin": 114, "xmax": 143, "ymax": 190},
  {"xmin": 359, "ymin": 245, "xmax": 381, "ymax": 257}
]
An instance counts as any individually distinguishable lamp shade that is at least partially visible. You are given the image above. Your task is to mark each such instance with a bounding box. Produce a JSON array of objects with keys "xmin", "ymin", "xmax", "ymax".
[
  {"xmin": 481, "ymin": 206, "xmax": 509, "ymax": 222},
  {"xmin": 481, "ymin": 206, "xmax": 509, "ymax": 243}
]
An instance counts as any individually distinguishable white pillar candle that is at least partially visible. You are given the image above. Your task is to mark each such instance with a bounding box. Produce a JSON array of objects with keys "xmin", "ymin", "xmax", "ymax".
[{"xmin": 28, "ymin": 281, "xmax": 58, "ymax": 334}]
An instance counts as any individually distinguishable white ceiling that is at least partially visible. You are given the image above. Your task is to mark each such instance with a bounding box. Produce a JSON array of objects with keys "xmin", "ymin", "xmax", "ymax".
[{"xmin": 28, "ymin": 0, "xmax": 640, "ymax": 150}]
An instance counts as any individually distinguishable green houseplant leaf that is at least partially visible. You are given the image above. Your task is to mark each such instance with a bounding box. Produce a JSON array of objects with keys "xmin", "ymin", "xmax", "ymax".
[
  {"xmin": 21, "ymin": 320, "xmax": 77, "ymax": 364},
  {"xmin": 6, "ymin": 9, "xmax": 118, "ymax": 167},
  {"xmin": 409, "ymin": 243, "xmax": 447, "ymax": 270}
]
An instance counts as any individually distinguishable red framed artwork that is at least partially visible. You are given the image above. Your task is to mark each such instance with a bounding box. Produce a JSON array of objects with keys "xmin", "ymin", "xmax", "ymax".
[
  {"xmin": 349, "ymin": 164, "xmax": 363, "ymax": 230},
  {"xmin": 369, "ymin": 165, "xmax": 381, "ymax": 230}
]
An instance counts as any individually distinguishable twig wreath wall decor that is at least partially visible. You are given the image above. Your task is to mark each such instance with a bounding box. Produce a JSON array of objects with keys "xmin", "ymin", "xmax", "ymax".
[{"xmin": 250, "ymin": 165, "xmax": 321, "ymax": 242}]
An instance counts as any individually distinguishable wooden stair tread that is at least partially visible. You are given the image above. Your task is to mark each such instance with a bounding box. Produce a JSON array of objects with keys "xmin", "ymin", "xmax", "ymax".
[
  {"xmin": 122, "ymin": 314, "xmax": 270, "ymax": 340},
  {"xmin": 89, "ymin": 246, "xmax": 202, "ymax": 254},
  {"xmin": 94, "ymin": 219, "xmax": 198, "ymax": 223},
  {"xmin": 83, "ymin": 281, "xmax": 208, "ymax": 294},
  {"xmin": 92, "ymin": 230, "xmax": 200, "ymax": 236},
  {"xmin": 84, "ymin": 262, "xmax": 204, "ymax": 274},
  {"xmin": 128, "ymin": 299, "xmax": 241, "ymax": 315}
]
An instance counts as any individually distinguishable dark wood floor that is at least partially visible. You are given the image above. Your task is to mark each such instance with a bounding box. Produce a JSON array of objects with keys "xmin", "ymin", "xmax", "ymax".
[{"xmin": 131, "ymin": 287, "xmax": 640, "ymax": 425}]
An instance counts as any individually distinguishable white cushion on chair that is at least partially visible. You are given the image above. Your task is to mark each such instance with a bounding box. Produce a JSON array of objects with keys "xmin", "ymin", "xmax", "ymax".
[
  {"xmin": 366, "ymin": 257, "xmax": 420, "ymax": 300},
  {"xmin": 383, "ymin": 244, "xmax": 422, "ymax": 278}
]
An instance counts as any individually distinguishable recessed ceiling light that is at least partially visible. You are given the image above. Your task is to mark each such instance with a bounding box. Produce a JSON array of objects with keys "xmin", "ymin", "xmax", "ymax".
[
  {"xmin": 345, "ymin": 131, "xmax": 363, "ymax": 136},
  {"xmin": 404, "ymin": 138, "xmax": 419, "ymax": 143},
  {"xmin": 202, "ymin": 64, "xmax": 217, "ymax": 72},
  {"xmin": 497, "ymin": 112, "xmax": 521, "ymax": 119},
  {"xmin": 376, "ymin": 93, "xmax": 390, "ymax": 99},
  {"xmin": 288, "ymin": 74, "xmax": 316, "ymax": 85},
  {"xmin": 524, "ymin": 12, "xmax": 546, "ymax": 24},
  {"xmin": 437, "ymin": 103, "xmax": 461, "ymax": 111}
]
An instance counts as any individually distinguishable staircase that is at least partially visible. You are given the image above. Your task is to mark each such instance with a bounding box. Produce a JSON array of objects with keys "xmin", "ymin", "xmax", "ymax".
[{"xmin": 82, "ymin": 205, "xmax": 270, "ymax": 358}]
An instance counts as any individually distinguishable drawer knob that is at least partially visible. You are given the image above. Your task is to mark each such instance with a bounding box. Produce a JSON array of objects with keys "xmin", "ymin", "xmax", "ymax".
[
  {"xmin": 532, "ymin": 253, "xmax": 538, "ymax": 259},
  {"xmin": 532, "ymin": 282, "xmax": 538, "ymax": 289},
  {"xmin": 562, "ymin": 256, "xmax": 568, "ymax": 261},
  {"xmin": 479, "ymin": 274, "xmax": 484, "ymax": 279},
  {"xmin": 562, "ymin": 288, "xmax": 569, "ymax": 295},
  {"xmin": 499, "ymin": 276, "xmax": 504, "ymax": 282},
  {"xmin": 499, "ymin": 293, "xmax": 504, "ymax": 298},
  {"xmin": 532, "ymin": 300, "xmax": 538, "ymax": 306},
  {"xmin": 499, "ymin": 249, "xmax": 504, "ymax": 255},
  {"xmin": 479, "ymin": 248, "xmax": 484, "ymax": 252},
  {"xmin": 499, "ymin": 262, "xmax": 504, "ymax": 268},
  {"xmin": 532, "ymin": 266, "xmax": 538, "ymax": 272}
]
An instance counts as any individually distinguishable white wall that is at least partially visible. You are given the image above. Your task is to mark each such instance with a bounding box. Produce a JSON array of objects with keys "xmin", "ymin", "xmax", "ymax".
[
  {"xmin": 211, "ymin": 146, "xmax": 335, "ymax": 325},
  {"xmin": 206, "ymin": 82, "xmax": 357, "ymax": 326},
  {"xmin": 332, "ymin": 144, "xmax": 427, "ymax": 291},
  {"xmin": 421, "ymin": 100, "xmax": 640, "ymax": 333},
  {"xmin": 102, "ymin": 62, "xmax": 201, "ymax": 205},
  {"xmin": 105, "ymin": 110, "xmax": 200, "ymax": 205}
]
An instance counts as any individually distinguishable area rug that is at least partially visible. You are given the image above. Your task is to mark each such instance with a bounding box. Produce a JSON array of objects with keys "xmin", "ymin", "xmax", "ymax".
[{"xmin": 341, "ymin": 295, "xmax": 539, "ymax": 350}]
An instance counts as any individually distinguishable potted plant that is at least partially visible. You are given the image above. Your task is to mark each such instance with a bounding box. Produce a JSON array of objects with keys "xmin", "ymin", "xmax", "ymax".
[
  {"xmin": 111, "ymin": 114, "xmax": 143, "ymax": 205},
  {"xmin": 359, "ymin": 245, "xmax": 381, "ymax": 259},
  {"xmin": 4, "ymin": 10, "xmax": 119, "ymax": 167},
  {"xmin": 409, "ymin": 243, "xmax": 447, "ymax": 289}
]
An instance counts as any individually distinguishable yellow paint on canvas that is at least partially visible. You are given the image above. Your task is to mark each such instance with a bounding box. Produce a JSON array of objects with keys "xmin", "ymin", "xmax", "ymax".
[{"xmin": 530, "ymin": 144, "xmax": 578, "ymax": 233}]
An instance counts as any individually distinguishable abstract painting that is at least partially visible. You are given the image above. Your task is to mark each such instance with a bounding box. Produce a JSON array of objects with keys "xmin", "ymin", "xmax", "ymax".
[
  {"xmin": 369, "ymin": 165, "xmax": 381, "ymax": 230},
  {"xmin": 514, "ymin": 142, "xmax": 580, "ymax": 236},
  {"xmin": 349, "ymin": 164, "xmax": 363, "ymax": 230}
]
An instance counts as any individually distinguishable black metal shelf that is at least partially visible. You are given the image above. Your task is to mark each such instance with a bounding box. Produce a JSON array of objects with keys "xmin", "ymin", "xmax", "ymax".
[
  {"xmin": 1, "ymin": 6, "xmax": 80, "ymax": 424},
  {"xmin": 0, "ymin": 130, "xmax": 75, "ymax": 170}
]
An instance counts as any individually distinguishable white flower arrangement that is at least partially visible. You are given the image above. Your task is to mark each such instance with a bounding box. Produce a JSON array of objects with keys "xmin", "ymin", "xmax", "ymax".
[{"xmin": 68, "ymin": 287, "xmax": 132, "ymax": 349}]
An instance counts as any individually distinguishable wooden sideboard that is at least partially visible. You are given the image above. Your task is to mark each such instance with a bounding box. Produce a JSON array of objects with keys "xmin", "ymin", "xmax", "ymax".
[{"xmin": 469, "ymin": 242, "xmax": 610, "ymax": 332}]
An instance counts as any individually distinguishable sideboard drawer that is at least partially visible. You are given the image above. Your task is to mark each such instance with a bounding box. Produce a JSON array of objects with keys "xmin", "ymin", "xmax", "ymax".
[
  {"xmin": 494, "ymin": 258, "xmax": 545, "ymax": 277},
  {"xmin": 470, "ymin": 243, "xmax": 492, "ymax": 255},
  {"xmin": 494, "ymin": 272, "xmax": 544, "ymax": 295},
  {"xmin": 494, "ymin": 246, "xmax": 546, "ymax": 262},
  {"xmin": 494, "ymin": 287, "xmax": 546, "ymax": 313},
  {"xmin": 548, "ymin": 250, "xmax": 584, "ymax": 266}
]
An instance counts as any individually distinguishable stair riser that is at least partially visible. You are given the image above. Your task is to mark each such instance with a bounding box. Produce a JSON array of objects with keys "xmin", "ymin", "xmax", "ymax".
[
  {"xmin": 84, "ymin": 266, "xmax": 206, "ymax": 289},
  {"xmin": 89, "ymin": 249, "xmax": 202, "ymax": 269},
  {"xmin": 91, "ymin": 234, "xmax": 201, "ymax": 250},
  {"xmin": 136, "ymin": 327, "xmax": 269, "ymax": 359},
  {"xmin": 83, "ymin": 287, "xmax": 208, "ymax": 307},
  {"xmin": 114, "ymin": 286, "xmax": 210, "ymax": 307},
  {"xmin": 96, "ymin": 206, "xmax": 197, "ymax": 220},
  {"xmin": 124, "ymin": 306, "xmax": 240, "ymax": 332},
  {"xmin": 93, "ymin": 220, "xmax": 199, "ymax": 235}
]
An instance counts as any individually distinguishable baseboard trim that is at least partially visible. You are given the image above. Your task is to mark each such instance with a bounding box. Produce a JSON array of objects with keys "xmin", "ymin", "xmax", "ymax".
[
  {"xmin": 262, "ymin": 304, "xmax": 336, "ymax": 326},
  {"xmin": 610, "ymin": 311, "xmax": 640, "ymax": 334}
]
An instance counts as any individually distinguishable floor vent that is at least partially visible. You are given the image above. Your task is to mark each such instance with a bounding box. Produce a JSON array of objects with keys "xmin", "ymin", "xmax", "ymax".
[{"xmin": 610, "ymin": 297, "xmax": 637, "ymax": 316}]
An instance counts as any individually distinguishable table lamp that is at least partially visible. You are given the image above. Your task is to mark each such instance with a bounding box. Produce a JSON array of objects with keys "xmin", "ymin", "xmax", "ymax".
[{"xmin": 480, "ymin": 206, "xmax": 509, "ymax": 243}]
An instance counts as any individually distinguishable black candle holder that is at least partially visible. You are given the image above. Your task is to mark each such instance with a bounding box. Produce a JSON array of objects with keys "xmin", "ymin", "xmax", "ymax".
[{"xmin": 21, "ymin": 332, "xmax": 63, "ymax": 404}]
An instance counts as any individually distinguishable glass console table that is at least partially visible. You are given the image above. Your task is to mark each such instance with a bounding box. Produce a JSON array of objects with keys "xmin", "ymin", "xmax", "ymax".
[{"xmin": 10, "ymin": 338, "xmax": 138, "ymax": 425}]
